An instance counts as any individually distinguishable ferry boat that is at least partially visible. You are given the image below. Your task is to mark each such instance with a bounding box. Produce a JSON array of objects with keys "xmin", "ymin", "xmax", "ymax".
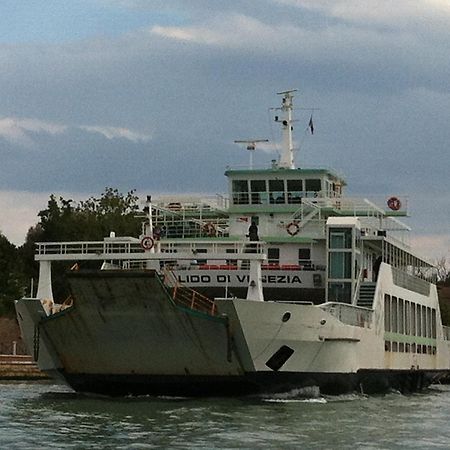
[{"xmin": 15, "ymin": 90, "xmax": 450, "ymax": 396}]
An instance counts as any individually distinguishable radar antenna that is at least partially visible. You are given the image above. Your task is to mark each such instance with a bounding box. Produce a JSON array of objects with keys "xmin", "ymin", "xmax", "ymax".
[{"xmin": 234, "ymin": 139, "xmax": 269, "ymax": 169}]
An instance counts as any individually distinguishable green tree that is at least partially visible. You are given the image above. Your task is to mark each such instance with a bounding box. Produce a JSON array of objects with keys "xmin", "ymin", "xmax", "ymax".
[
  {"xmin": 0, "ymin": 234, "xmax": 27, "ymax": 315},
  {"xmin": 20, "ymin": 188, "xmax": 142, "ymax": 302}
]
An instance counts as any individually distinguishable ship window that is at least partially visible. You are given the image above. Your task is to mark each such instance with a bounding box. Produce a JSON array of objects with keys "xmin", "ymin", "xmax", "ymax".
[
  {"xmin": 267, "ymin": 248, "xmax": 280, "ymax": 264},
  {"xmin": 305, "ymin": 179, "xmax": 321, "ymax": 192},
  {"xmin": 195, "ymin": 248, "xmax": 207, "ymax": 265},
  {"xmin": 298, "ymin": 248, "xmax": 311, "ymax": 268},
  {"xmin": 405, "ymin": 301, "xmax": 410, "ymax": 335},
  {"xmin": 250, "ymin": 180, "xmax": 266, "ymax": 204},
  {"xmin": 269, "ymin": 179, "xmax": 285, "ymax": 204},
  {"xmin": 417, "ymin": 304, "xmax": 422, "ymax": 337},
  {"xmin": 232, "ymin": 180, "xmax": 249, "ymax": 204},
  {"xmin": 392, "ymin": 296, "xmax": 398, "ymax": 333},
  {"xmin": 329, "ymin": 252, "xmax": 352, "ymax": 278},
  {"xmin": 287, "ymin": 179, "xmax": 303, "ymax": 204},
  {"xmin": 226, "ymin": 248, "xmax": 237, "ymax": 266},
  {"xmin": 427, "ymin": 307, "xmax": 432, "ymax": 338},
  {"xmin": 398, "ymin": 298, "xmax": 404, "ymax": 334},
  {"xmin": 422, "ymin": 305, "xmax": 427, "ymax": 338},
  {"xmin": 329, "ymin": 228, "xmax": 352, "ymax": 249},
  {"xmin": 298, "ymin": 248, "xmax": 310, "ymax": 260},
  {"xmin": 432, "ymin": 309, "xmax": 436, "ymax": 338},
  {"xmin": 251, "ymin": 180, "xmax": 266, "ymax": 191},
  {"xmin": 384, "ymin": 294, "xmax": 391, "ymax": 332}
]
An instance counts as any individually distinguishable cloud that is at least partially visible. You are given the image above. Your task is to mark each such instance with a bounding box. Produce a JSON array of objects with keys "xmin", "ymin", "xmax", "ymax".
[
  {"xmin": 149, "ymin": 10, "xmax": 450, "ymax": 85},
  {"xmin": 79, "ymin": 125, "xmax": 151, "ymax": 142},
  {"xmin": 0, "ymin": 117, "xmax": 151, "ymax": 148},
  {"xmin": 275, "ymin": 0, "xmax": 450, "ymax": 27},
  {"xmin": 0, "ymin": 118, "xmax": 67, "ymax": 148}
]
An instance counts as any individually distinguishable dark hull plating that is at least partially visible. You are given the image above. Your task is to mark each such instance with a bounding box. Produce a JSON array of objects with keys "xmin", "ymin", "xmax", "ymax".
[{"xmin": 57, "ymin": 369, "xmax": 441, "ymax": 397}]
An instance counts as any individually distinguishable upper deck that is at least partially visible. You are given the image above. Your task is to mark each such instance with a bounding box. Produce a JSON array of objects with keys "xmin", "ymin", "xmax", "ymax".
[{"xmin": 225, "ymin": 166, "xmax": 345, "ymax": 207}]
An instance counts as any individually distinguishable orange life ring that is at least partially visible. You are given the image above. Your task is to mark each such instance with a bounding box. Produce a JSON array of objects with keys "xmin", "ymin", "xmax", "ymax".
[
  {"xmin": 140, "ymin": 236, "xmax": 154, "ymax": 250},
  {"xmin": 286, "ymin": 222, "xmax": 300, "ymax": 236},
  {"xmin": 203, "ymin": 222, "xmax": 216, "ymax": 236},
  {"xmin": 387, "ymin": 196, "xmax": 401, "ymax": 211}
]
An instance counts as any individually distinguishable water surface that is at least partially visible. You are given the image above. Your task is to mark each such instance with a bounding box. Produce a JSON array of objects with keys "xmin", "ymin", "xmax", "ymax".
[{"xmin": 1, "ymin": 382, "xmax": 450, "ymax": 449}]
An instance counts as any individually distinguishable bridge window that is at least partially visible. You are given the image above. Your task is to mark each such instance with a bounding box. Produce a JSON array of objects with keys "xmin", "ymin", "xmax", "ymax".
[
  {"xmin": 305, "ymin": 179, "xmax": 321, "ymax": 193},
  {"xmin": 269, "ymin": 179, "xmax": 285, "ymax": 204},
  {"xmin": 232, "ymin": 180, "xmax": 249, "ymax": 204},
  {"xmin": 287, "ymin": 179, "xmax": 303, "ymax": 204},
  {"xmin": 250, "ymin": 180, "xmax": 266, "ymax": 204}
]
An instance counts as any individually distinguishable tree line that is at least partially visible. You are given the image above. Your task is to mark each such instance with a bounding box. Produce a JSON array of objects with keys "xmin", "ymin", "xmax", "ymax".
[{"xmin": 0, "ymin": 188, "xmax": 141, "ymax": 315}]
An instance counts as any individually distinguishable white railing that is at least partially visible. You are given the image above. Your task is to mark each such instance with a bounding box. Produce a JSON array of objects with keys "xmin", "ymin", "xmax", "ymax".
[
  {"xmin": 352, "ymin": 267, "xmax": 364, "ymax": 305},
  {"xmin": 35, "ymin": 239, "xmax": 267, "ymax": 262},
  {"xmin": 152, "ymin": 194, "xmax": 229, "ymax": 211},
  {"xmin": 321, "ymin": 302, "xmax": 373, "ymax": 328}
]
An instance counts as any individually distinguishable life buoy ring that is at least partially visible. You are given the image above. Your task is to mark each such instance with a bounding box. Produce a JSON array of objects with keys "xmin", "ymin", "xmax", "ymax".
[
  {"xmin": 140, "ymin": 236, "xmax": 154, "ymax": 250},
  {"xmin": 387, "ymin": 196, "xmax": 401, "ymax": 211},
  {"xmin": 286, "ymin": 222, "xmax": 300, "ymax": 236},
  {"xmin": 203, "ymin": 222, "xmax": 216, "ymax": 236}
]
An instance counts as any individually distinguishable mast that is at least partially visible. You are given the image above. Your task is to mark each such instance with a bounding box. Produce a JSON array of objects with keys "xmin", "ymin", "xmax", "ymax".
[{"xmin": 276, "ymin": 89, "xmax": 297, "ymax": 169}]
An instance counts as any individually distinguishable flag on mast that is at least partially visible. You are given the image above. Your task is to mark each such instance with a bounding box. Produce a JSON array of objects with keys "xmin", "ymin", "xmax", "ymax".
[{"xmin": 308, "ymin": 115, "xmax": 314, "ymax": 134}]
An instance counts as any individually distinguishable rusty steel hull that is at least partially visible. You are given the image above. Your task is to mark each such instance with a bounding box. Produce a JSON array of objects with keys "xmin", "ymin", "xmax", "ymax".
[{"xmin": 24, "ymin": 271, "xmax": 245, "ymax": 382}]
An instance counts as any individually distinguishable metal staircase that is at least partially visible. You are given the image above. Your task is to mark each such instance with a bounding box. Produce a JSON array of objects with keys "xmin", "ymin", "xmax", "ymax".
[
  {"xmin": 291, "ymin": 198, "xmax": 321, "ymax": 230},
  {"xmin": 357, "ymin": 282, "xmax": 376, "ymax": 308}
]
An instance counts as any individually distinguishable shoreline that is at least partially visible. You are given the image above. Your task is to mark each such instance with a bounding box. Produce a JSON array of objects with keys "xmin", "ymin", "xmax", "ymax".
[{"xmin": 0, "ymin": 355, "xmax": 48, "ymax": 380}]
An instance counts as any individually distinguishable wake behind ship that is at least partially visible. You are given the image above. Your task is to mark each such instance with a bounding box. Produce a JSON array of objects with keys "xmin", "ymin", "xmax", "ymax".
[{"xmin": 15, "ymin": 90, "xmax": 450, "ymax": 396}]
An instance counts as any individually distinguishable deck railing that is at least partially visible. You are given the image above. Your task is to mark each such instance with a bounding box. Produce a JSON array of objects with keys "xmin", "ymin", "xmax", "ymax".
[
  {"xmin": 321, "ymin": 302, "xmax": 373, "ymax": 328},
  {"xmin": 162, "ymin": 268, "xmax": 217, "ymax": 316}
]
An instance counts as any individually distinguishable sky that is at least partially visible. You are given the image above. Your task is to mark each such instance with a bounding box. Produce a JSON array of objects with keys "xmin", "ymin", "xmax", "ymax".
[{"xmin": 0, "ymin": 0, "xmax": 448, "ymax": 262}]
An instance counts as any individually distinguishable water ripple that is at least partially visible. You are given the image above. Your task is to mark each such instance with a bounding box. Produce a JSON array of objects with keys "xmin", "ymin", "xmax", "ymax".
[{"xmin": 1, "ymin": 382, "xmax": 450, "ymax": 449}]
